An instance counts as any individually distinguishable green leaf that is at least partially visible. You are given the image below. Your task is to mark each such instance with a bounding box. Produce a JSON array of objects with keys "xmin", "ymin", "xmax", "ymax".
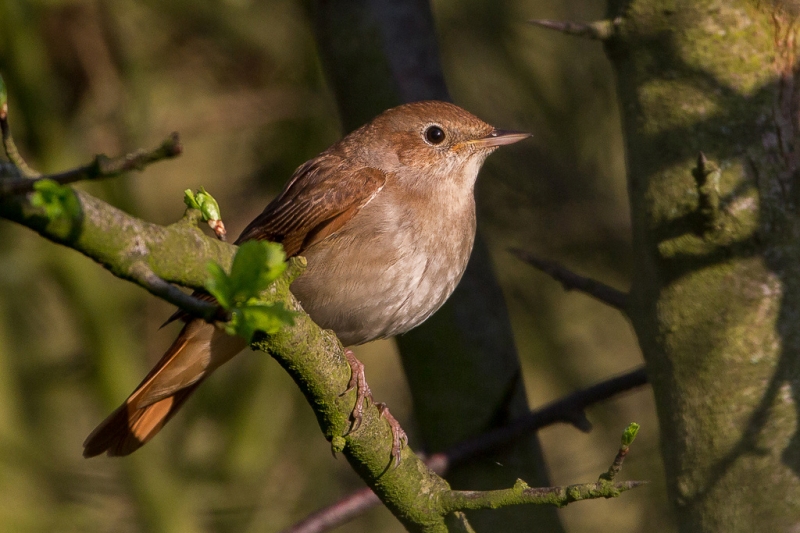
[
  {"xmin": 227, "ymin": 241, "xmax": 286, "ymax": 304},
  {"xmin": 29, "ymin": 179, "xmax": 80, "ymax": 219},
  {"xmin": 205, "ymin": 241, "xmax": 293, "ymax": 342},
  {"xmin": 205, "ymin": 262, "xmax": 232, "ymax": 309},
  {"xmin": 621, "ymin": 422, "xmax": 640, "ymax": 447},
  {"xmin": 232, "ymin": 302, "xmax": 295, "ymax": 342}
]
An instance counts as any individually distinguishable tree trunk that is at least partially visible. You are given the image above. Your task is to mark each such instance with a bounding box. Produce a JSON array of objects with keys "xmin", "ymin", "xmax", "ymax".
[{"xmin": 608, "ymin": 1, "xmax": 800, "ymax": 529}]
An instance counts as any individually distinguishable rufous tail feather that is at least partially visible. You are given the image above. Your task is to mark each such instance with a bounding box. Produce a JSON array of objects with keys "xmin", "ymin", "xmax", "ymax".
[
  {"xmin": 83, "ymin": 320, "xmax": 246, "ymax": 457},
  {"xmin": 83, "ymin": 384, "xmax": 201, "ymax": 457}
]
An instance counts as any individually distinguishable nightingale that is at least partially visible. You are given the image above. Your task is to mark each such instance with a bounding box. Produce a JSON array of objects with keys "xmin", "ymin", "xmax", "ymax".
[{"xmin": 83, "ymin": 100, "xmax": 529, "ymax": 459}]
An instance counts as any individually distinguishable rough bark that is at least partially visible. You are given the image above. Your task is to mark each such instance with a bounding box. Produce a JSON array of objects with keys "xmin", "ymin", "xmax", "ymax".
[{"xmin": 607, "ymin": 1, "xmax": 800, "ymax": 530}]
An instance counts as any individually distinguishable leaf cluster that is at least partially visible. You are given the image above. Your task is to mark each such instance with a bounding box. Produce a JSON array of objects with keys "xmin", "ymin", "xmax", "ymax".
[{"xmin": 206, "ymin": 240, "xmax": 295, "ymax": 341}]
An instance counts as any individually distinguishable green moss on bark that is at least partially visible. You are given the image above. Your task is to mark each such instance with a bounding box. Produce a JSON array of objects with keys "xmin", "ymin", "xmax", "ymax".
[{"xmin": 609, "ymin": 0, "xmax": 800, "ymax": 529}]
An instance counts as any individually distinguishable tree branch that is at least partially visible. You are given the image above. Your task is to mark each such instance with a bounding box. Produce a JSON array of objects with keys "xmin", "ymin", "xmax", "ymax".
[
  {"xmin": 0, "ymin": 133, "xmax": 182, "ymax": 198},
  {"xmin": 128, "ymin": 261, "xmax": 229, "ymax": 323},
  {"xmin": 441, "ymin": 479, "xmax": 645, "ymax": 512},
  {"xmin": 2, "ymin": 139, "xmax": 646, "ymax": 531},
  {"xmin": 0, "ymin": 77, "xmax": 39, "ymax": 179},
  {"xmin": 441, "ymin": 423, "xmax": 644, "ymax": 512},
  {"xmin": 510, "ymin": 248, "xmax": 629, "ymax": 311},
  {"xmin": 282, "ymin": 366, "xmax": 648, "ymax": 533},
  {"xmin": 0, "ymin": 177, "xmax": 455, "ymax": 532}
]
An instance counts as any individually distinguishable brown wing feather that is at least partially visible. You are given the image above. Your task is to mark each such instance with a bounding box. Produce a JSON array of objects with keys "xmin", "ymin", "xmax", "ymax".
[
  {"xmin": 235, "ymin": 155, "xmax": 386, "ymax": 255},
  {"xmin": 163, "ymin": 157, "xmax": 385, "ymax": 327}
]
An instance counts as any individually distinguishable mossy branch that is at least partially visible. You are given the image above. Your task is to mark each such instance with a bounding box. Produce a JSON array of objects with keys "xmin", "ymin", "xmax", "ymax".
[
  {"xmin": 442, "ymin": 479, "xmax": 644, "ymax": 512},
  {"xmin": 284, "ymin": 367, "xmax": 648, "ymax": 533},
  {"xmin": 0, "ymin": 171, "xmax": 454, "ymax": 532},
  {"xmin": 1, "ymin": 142, "xmax": 645, "ymax": 532},
  {"xmin": 441, "ymin": 423, "xmax": 645, "ymax": 513}
]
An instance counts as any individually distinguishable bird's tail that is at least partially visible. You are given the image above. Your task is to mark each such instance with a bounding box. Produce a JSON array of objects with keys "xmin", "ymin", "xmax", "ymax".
[
  {"xmin": 83, "ymin": 319, "xmax": 246, "ymax": 457},
  {"xmin": 82, "ymin": 384, "xmax": 202, "ymax": 457}
]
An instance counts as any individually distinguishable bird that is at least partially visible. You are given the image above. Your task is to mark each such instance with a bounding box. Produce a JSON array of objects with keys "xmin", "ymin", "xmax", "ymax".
[{"xmin": 82, "ymin": 100, "xmax": 529, "ymax": 459}]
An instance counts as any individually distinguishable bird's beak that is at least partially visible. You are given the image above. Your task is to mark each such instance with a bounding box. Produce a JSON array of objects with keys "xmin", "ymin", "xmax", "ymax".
[{"xmin": 470, "ymin": 129, "xmax": 531, "ymax": 148}]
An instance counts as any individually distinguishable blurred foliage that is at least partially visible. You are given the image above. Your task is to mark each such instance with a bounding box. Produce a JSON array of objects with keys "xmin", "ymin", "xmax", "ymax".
[{"xmin": 0, "ymin": 0, "xmax": 672, "ymax": 532}]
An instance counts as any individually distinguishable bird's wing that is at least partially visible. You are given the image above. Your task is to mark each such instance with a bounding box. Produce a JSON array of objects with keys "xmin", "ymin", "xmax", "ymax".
[
  {"xmin": 163, "ymin": 156, "xmax": 386, "ymax": 327},
  {"xmin": 236, "ymin": 155, "xmax": 386, "ymax": 256}
]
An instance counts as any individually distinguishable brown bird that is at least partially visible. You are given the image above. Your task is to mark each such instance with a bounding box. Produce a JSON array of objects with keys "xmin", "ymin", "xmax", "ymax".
[{"xmin": 83, "ymin": 100, "xmax": 529, "ymax": 459}]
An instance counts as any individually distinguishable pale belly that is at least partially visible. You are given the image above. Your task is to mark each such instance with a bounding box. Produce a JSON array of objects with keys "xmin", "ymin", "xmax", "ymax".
[{"xmin": 289, "ymin": 197, "xmax": 476, "ymax": 346}]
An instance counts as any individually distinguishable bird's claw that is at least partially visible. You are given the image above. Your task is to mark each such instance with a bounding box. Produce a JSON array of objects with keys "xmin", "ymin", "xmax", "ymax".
[
  {"xmin": 341, "ymin": 349, "xmax": 371, "ymax": 434},
  {"xmin": 377, "ymin": 402, "xmax": 408, "ymax": 468}
]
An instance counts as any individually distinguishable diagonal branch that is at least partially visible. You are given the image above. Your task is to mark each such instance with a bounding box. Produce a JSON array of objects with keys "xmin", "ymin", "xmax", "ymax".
[
  {"xmin": 282, "ymin": 366, "xmax": 648, "ymax": 533},
  {"xmin": 510, "ymin": 248, "xmax": 629, "ymax": 311},
  {"xmin": 2, "ymin": 133, "xmax": 646, "ymax": 531},
  {"xmin": 0, "ymin": 166, "xmax": 447, "ymax": 532}
]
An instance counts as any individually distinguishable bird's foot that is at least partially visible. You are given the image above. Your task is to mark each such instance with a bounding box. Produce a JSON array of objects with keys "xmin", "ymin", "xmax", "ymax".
[
  {"xmin": 341, "ymin": 349, "xmax": 407, "ymax": 467},
  {"xmin": 341, "ymin": 349, "xmax": 371, "ymax": 434},
  {"xmin": 376, "ymin": 402, "xmax": 408, "ymax": 468}
]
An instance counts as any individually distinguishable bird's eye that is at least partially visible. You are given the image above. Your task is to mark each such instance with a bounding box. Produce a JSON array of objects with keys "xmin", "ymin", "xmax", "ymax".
[{"xmin": 424, "ymin": 125, "xmax": 446, "ymax": 145}]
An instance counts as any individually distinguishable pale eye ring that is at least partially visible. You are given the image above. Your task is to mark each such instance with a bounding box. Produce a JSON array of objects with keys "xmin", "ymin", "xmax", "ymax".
[{"xmin": 424, "ymin": 125, "xmax": 446, "ymax": 145}]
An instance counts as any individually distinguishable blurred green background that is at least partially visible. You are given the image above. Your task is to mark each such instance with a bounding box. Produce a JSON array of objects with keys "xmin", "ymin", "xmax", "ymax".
[{"xmin": 0, "ymin": 0, "xmax": 672, "ymax": 531}]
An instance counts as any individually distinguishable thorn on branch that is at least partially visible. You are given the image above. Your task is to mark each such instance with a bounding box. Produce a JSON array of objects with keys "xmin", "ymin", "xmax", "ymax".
[
  {"xmin": 528, "ymin": 17, "xmax": 622, "ymax": 41},
  {"xmin": 509, "ymin": 248, "xmax": 629, "ymax": 311},
  {"xmin": 0, "ymin": 133, "xmax": 183, "ymax": 199}
]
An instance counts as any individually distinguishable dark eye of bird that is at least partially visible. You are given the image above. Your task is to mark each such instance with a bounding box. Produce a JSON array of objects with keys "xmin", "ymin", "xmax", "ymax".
[{"xmin": 424, "ymin": 125, "xmax": 445, "ymax": 145}]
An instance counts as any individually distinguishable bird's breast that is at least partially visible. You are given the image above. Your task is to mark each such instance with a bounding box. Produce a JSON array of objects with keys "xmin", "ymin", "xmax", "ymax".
[{"xmin": 289, "ymin": 184, "xmax": 476, "ymax": 346}]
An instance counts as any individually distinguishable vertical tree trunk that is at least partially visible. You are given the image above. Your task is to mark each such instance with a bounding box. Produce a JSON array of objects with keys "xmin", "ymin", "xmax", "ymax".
[
  {"xmin": 310, "ymin": 0, "xmax": 564, "ymax": 530},
  {"xmin": 608, "ymin": 1, "xmax": 800, "ymax": 529}
]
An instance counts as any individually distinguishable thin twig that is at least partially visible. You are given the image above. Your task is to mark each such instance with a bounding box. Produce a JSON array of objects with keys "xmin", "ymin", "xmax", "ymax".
[
  {"xmin": 442, "ymin": 479, "xmax": 646, "ymax": 512},
  {"xmin": 0, "ymin": 99, "xmax": 39, "ymax": 178},
  {"xmin": 0, "ymin": 133, "xmax": 183, "ymax": 198},
  {"xmin": 129, "ymin": 262, "xmax": 229, "ymax": 323},
  {"xmin": 510, "ymin": 248, "xmax": 629, "ymax": 311},
  {"xmin": 282, "ymin": 366, "xmax": 648, "ymax": 533},
  {"xmin": 528, "ymin": 18, "xmax": 622, "ymax": 41}
]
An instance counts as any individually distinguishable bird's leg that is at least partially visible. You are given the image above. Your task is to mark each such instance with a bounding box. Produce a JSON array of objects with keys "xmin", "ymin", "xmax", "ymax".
[
  {"xmin": 341, "ymin": 349, "xmax": 408, "ymax": 466},
  {"xmin": 342, "ymin": 349, "xmax": 371, "ymax": 434},
  {"xmin": 376, "ymin": 402, "xmax": 408, "ymax": 468}
]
